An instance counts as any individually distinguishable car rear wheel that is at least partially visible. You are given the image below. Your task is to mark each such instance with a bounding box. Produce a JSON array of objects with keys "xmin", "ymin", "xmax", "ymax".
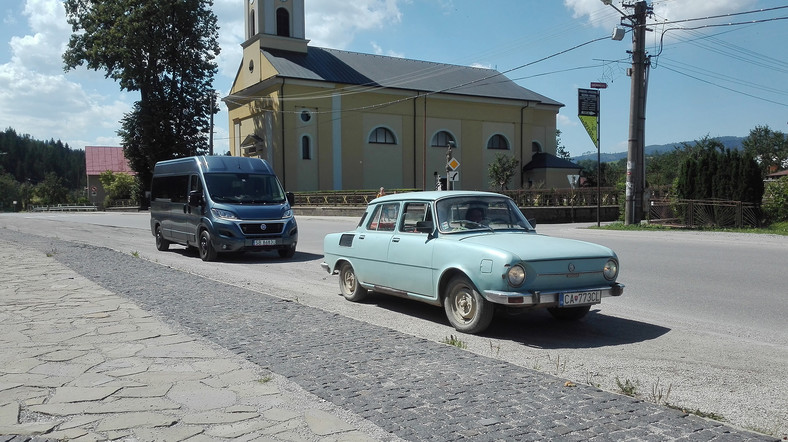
[
  {"xmin": 339, "ymin": 262, "xmax": 367, "ymax": 302},
  {"xmin": 547, "ymin": 305, "xmax": 591, "ymax": 320},
  {"xmin": 155, "ymin": 225, "xmax": 169, "ymax": 251},
  {"xmin": 198, "ymin": 229, "xmax": 217, "ymax": 262},
  {"xmin": 443, "ymin": 275, "xmax": 494, "ymax": 334}
]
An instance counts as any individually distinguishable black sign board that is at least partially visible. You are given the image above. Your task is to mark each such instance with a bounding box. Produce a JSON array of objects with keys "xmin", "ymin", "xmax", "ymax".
[{"xmin": 578, "ymin": 88, "xmax": 600, "ymax": 117}]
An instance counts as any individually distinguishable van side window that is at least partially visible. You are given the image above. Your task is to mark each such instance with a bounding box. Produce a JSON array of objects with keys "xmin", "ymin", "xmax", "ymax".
[{"xmin": 151, "ymin": 175, "xmax": 189, "ymax": 203}]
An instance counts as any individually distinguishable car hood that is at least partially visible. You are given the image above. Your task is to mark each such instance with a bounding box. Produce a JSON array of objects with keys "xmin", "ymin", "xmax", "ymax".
[{"xmin": 458, "ymin": 232, "xmax": 615, "ymax": 260}]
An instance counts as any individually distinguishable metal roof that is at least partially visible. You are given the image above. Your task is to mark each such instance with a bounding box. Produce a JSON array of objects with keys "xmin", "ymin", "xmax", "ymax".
[
  {"xmin": 262, "ymin": 47, "xmax": 563, "ymax": 107},
  {"xmin": 522, "ymin": 152, "xmax": 581, "ymax": 171},
  {"xmin": 85, "ymin": 146, "xmax": 135, "ymax": 176}
]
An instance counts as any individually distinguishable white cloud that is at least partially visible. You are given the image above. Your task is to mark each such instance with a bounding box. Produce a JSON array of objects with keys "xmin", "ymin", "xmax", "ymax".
[
  {"xmin": 564, "ymin": 0, "xmax": 760, "ymax": 28},
  {"xmin": 305, "ymin": 0, "xmax": 405, "ymax": 49}
]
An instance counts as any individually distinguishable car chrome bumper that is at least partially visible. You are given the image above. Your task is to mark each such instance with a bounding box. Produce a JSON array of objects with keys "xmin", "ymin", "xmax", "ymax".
[
  {"xmin": 320, "ymin": 262, "xmax": 331, "ymax": 273},
  {"xmin": 483, "ymin": 283, "xmax": 624, "ymax": 306}
]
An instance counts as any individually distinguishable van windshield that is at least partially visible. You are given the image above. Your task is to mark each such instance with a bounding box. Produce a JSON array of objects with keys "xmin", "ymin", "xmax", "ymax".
[{"xmin": 204, "ymin": 173, "xmax": 286, "ymax": 204}]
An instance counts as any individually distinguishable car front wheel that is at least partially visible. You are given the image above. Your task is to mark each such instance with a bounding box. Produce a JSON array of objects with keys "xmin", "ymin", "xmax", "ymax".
[
  {"xmin": 339, "ymin": 262, "xmax": 367, "ymax": 302},
  {"xmin": 198, "ymin": 229, "xmax": 217, "ymax": 262},
  {"xmin": 443, "ymin": 275, "xmax": 494, "ymax": 334}
]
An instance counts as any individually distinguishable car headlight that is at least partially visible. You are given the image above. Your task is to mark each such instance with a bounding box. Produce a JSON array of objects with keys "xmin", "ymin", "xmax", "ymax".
[
  {"xmin": 507, "ymin": 264, "xmax": 526, "ymax": 287},
  {"xmin": 603, "ymin": 259, "xmax": 618, "ymax": 281},
  {"xmin": 282, "ymin": 208, "xmax": 293, "ymax": 218},
  {"xmin": 211, "ymin": 208, "xmax": 238, "ymax": 220}
]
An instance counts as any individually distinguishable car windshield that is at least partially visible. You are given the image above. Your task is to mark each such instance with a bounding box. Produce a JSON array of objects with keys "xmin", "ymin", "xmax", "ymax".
[
  {"xmin": 435, "ymin": 196, "xmax": 533, "ymax": 233},
  {"xmin": 204, "ymin": 173, "xmax": 286, "ymax": 204}
]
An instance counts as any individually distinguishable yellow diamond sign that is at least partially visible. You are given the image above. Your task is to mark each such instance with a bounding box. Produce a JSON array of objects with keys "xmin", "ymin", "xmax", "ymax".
[{"xmin": 448, "ymin": 158, "xmax": 460, "ymax": 170}]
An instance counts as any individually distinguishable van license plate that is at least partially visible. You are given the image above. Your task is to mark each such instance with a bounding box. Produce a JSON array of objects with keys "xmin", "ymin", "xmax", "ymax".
[
  {"xmin": 559, "ymin": 290, "xmax": 600, "ymax": 307},
  {"xmin": 253, "ymin": 239, "xmax": 277, "ymax": 246}
]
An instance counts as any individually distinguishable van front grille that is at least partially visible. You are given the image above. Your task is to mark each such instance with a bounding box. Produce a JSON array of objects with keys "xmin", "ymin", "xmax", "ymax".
[{"xmin": 240, "ymin": 222, "xmax": 284, "ymax": 235}]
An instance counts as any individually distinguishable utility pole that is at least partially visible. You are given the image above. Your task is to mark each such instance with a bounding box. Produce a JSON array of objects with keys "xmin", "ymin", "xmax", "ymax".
[{"xmin": 603, "ymin": 0, "xmax": 652, "ymax": 224}]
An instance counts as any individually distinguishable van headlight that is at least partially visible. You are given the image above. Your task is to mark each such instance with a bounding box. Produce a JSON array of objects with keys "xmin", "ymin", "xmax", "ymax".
[
  {"xmin": 603, "ymin": 259, "xmax": 618, "ymax": 281},
  {"xmin": 211, "ymin": 208, "xmax": 238, "ymax": 220},
  {"xmin": 507, "ymin": 264, "xmax": 526, "ymax": 287},
  {"xmin": 282, "ymin": 208, "xmax": 293, "ymax": 218}
]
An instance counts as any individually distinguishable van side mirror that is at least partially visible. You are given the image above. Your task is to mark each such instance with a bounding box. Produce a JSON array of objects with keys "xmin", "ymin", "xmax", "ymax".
[
  {"xmin": 188, "ymin": 190, "xmax": 203, "ymax": 207},
  {"xmin": 286, "ymin": 192, "xmax": 295, "ymax": 206}
]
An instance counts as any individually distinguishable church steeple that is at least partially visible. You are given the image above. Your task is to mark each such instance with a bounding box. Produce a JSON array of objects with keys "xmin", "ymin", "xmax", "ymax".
[{"xmin": 244, "ymin": 0, "xmax": 308, "ymax": 53}]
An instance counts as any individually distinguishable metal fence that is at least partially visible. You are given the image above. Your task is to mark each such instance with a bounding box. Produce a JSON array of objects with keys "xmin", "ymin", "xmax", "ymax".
[
  {"xmin": 293, "ymin": 188, "xmax": 620, "ymax": 208},
  {"xmin": 648, "ymin": 198, "xmax": 761, "ymax": 228}
]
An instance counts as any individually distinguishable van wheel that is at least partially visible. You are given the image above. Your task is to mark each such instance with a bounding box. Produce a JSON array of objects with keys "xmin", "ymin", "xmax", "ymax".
[
  {"xmin": 155, "ymin": 225, "xmax": 169, "ymax": 251},
  {"xmin": 198, "ymin": 230, "xmax": 217, "ymax": 261},
  {"xmin": 278, "ymin": 244, "xmax": 296, "ymax": 259}
]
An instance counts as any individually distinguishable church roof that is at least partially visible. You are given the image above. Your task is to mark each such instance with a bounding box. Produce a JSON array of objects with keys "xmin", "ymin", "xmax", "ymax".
[
  {"xmin": 261, "ymin": 47, "xmax": 563, "ymax": 107},
  {"xmin": 522, "ymin": 152, "xmax": 581, "ymax": 171}
]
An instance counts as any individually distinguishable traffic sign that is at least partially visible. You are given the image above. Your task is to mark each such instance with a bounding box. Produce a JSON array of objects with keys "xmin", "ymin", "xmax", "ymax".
[
  {"xmin": 590, "ymin": 82, "xmax": 608, "ymax": 89},
  {"xmin": 447, "ymin": 158, "xmax": 460, "ymax": 171},
  {"xmin": 448, "ymin": 171, "xmax": 459, "ymax": 182}
]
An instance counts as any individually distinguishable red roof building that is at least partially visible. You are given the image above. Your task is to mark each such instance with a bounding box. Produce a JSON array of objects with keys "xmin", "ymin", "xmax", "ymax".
[{"xmin": 84, "ymin": 146, "xmax": 135, "ymax": 209}]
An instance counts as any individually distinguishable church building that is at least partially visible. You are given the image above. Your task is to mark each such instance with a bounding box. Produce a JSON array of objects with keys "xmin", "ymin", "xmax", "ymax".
[{"xmin": 224, "ymin": 0, "xmax": 578, "ymax": 192}]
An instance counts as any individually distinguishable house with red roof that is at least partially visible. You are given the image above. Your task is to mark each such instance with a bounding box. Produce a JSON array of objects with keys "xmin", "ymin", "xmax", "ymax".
[{"xmin": 85, "ymin": 146, "xmax": 135, "ymax": 209}]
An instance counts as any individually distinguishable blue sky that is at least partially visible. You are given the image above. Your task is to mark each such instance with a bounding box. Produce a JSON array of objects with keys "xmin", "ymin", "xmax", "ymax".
[{"xmin": 1, "ymin": 0, "xmax": 786, "ymax": 159}]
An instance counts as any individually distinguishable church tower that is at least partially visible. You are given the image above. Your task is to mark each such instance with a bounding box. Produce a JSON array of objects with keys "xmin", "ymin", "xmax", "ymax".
[{"xmin": 244, "ymin": 0, "xmax": 308, "ymax": 53}]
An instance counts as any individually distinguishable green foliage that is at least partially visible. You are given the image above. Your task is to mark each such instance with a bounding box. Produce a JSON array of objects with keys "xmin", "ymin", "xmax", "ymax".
[
  {"xmin": 556, "ymin": 129, "xmax": 570, "ymax": 160},
  {"xmin": 577, "ymin": 158, "xmax": 625, "ymax": 187},
  {"xmin": 763, "ymin": 177, "xmax": 788, "ymax": 223},
  {"xmin": 742, "ymin": 125, "xmax": 788, "ymax": 177},
  {"xmin": 675, "ymin": 137, "xmax": 763, "ymax": 205},
  {"xmin": 488, "ymin": 153, "xmax": 520, "ymax": 191},
  {"xmin": 63, "ymin": 0, "xmax": 221, "ymax": 202},
  {"xmin": 34, "ymin": 173, "xmax": 69, "ymax": 206},
  {"xmin": 99, "ymin": 170, "xmax": 138, "ymax": 207},
  {"xmin": 0, "ymin": 128, "xmax": 86, "ymax": 190}
]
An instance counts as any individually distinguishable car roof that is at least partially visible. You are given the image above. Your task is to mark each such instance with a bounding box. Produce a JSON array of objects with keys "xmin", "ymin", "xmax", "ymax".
[{"xmin": 371, "ymin": 190, "xmax": 508, "ymax": 204}]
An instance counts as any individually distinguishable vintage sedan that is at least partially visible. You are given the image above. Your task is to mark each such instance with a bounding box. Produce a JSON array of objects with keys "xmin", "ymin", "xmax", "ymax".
[{"xmin": 321, "ymin": 191, "xmax": 624, "ymax": 334}]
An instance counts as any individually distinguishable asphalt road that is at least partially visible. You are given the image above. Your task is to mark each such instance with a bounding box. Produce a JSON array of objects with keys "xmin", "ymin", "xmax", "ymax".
[{"xmin": 0, "ymin": 211, "xmax": 785, "ymax": 439}]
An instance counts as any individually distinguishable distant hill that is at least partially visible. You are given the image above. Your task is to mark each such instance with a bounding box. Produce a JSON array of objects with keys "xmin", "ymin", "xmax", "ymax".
[{"xmin": 572, "ymin": 136, "xmax": 744, "ymax": 162}]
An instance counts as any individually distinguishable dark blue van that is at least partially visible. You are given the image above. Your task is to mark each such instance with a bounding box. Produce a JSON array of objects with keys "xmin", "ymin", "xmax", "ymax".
[{"xmin": 150, "ymin": 156, "xmax": 297, "ymax": 261}]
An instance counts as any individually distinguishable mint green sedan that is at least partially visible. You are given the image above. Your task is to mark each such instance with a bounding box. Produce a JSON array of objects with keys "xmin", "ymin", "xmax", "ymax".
[{"xmin": 321, "ymin": 191, "xmax": 624, "ymax": 334}]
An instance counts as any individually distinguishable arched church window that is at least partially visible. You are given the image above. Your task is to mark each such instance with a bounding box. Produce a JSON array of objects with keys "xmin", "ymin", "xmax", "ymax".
[
  {"xmin": 487, "ymin": 134, "xmax": 510, "ymax": 150},
  {"xmin": 368, "ymin": 127, "xmax": 397, "ymax": 145},
  {"xmin": 276, "ymin": 8, "xmax": 290, "ymax": 37},
  {"xmin": 431, "ymin": 131, "xmax": 455, "ymax": 148},
  {"xmin": 301, "ymin": 136, "xmax": 311, "ymax": 160},
  {"xmin": 249, "ymin": 10, "xmax": 255, "ymax": 36}
]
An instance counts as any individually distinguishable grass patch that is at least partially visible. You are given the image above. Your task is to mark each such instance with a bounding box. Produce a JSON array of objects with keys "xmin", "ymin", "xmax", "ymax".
[
  {"xmin": 666, "ymin": 404, "xmax": 725, "ymax": 422},
  {"xmin": 615, "ymin": 377, "xmax": 638, "ymax": 396},
  {"xmin": 441, "ymin": 335, "xmax": 468, "ymax": 349},
  {"xmin": 594, "ymin": 221, "xmax": 788, "ymax": 236}
]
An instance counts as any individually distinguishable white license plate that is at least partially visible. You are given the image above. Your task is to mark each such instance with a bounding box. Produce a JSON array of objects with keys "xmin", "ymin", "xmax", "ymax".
[
  {"xmin": 253, "ymin": 239, "xmax": 277, "ymax": 246},
  {"xmin": 559, "ymin": 290, "xmax": 601, "ymax": 307}
]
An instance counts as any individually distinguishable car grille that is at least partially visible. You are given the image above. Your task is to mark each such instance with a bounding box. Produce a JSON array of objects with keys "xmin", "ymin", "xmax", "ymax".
[{"xmin": 240, "ymin": 222, "xmax": 284, "ymax": 235}]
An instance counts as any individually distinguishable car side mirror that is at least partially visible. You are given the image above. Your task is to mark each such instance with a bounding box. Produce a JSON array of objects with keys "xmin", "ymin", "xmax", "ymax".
[
  {"xmin": 416, "ymin": 220, "xmax": 434, "ymax": 234},
  {"xmin": 286, "ymin": 191, "xmax": 295, "ymax": 206},
  {"xmin": 188, "ymin": 190, "xmax": 203, "ymax": 207}
]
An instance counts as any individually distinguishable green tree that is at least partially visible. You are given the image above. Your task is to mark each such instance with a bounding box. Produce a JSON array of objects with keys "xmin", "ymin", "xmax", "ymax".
[
  {"xmin": 99, "ymin": 170, "xmax": 138, "ymax": 207},
  {"xmin": 742, "ymin": 125, "xmax": 788, "ymax": 177},
  {"xmin": 488, "ymin": 154, "xmax": 520, "ymax": 191},
  {"xmin": 63, "ymin": 0, "xmax": 221, "ymax": 204},
  {"xmin": 34, "ymin": 173, "xmax": 69, "ymax": 206},
  {"xmin": 556, "ymin": 129, "xmax": 570, "ymax": 160}
]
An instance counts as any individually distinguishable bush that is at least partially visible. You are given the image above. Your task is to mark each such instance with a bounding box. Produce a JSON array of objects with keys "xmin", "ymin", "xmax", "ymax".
[{"xmin": 763, "ymin": 176, "xmax": 788, "ymax": 223}]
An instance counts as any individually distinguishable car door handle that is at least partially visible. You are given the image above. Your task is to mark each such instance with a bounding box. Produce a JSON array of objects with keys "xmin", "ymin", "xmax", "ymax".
[
  {"xmin": 358, "ymin": 235, "xmax": 365, "ymax": 240},
  {"xmin": 392, "ymin": 237, "xmax": 400, "ymax": 243}
]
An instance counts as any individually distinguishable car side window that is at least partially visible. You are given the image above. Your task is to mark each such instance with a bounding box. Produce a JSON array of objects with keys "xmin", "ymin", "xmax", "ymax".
[
  {"xmin": 366, "ymin": 203, "xmax": 399, "ymax": 232},
  {"xmin": 400, "ymin": 202, "xmax": 429, "ymax": 233}
]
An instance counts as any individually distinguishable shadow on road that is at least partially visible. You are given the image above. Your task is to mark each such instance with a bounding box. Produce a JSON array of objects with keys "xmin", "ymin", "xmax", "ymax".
[{"xmin": 366, "ymin": 294, "xmax": 669, "ymax": 349}]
